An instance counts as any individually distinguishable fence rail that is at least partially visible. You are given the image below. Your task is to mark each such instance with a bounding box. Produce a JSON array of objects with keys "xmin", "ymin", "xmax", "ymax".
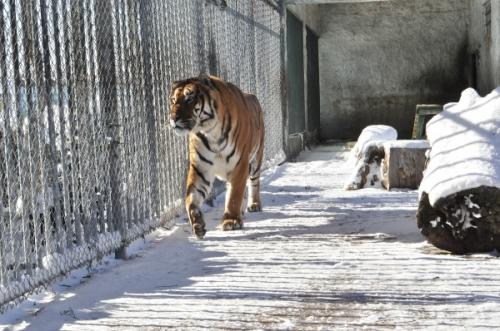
[{"xmin": 0, "ymin": 0, "xmax": 284, "ymax": 311}]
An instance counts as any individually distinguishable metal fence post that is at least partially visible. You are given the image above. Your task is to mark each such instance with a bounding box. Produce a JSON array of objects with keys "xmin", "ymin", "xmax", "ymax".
[
  {"xmin": 280, "ymin": 3, "xmax": 289, "ymax": 159},
  {"xmin": 105, "ymin": 0, "xmax": 127, "ymax": 260}
]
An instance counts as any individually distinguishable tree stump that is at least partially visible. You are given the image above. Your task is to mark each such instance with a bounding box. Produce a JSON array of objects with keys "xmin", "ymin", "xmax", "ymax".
[{"xmin": 382, "ymin": 140, "xmax": 429, "ymax": 190}]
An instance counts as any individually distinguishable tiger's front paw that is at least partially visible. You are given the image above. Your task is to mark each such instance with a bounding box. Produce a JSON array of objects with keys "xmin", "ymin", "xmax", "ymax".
[
  {"xmin": 192, "ymin": 223, "xmax": 206, "ymax": 239},
  {"xmin": 221, "ymin": 216, "xmax": 243, "ymax": 231},
  {"xmin": 247, "ymin": 202, "xmax": 262, "ymax": 212},
  {"xmin": 189, "ymin": 208, "xmax": 206, "ymax": 239}
]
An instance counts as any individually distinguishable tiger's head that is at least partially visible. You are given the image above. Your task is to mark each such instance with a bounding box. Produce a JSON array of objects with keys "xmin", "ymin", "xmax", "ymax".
[{"xmin": 168, "ymin": 75, "xmax": 218, "ymax": 136}]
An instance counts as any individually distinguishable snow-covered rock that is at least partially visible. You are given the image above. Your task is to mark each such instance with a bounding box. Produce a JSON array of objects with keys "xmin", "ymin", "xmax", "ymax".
[
  {"xmin": 348, "ymin": 125, "xmax": 398, "ymax": 165},
  {"xmin": 344, "ymin": 125, "xmax": 397, "ymax": 190},
  {"xmin": 417, "ymin": 87, "xmax": 500, "ymax": 253}
]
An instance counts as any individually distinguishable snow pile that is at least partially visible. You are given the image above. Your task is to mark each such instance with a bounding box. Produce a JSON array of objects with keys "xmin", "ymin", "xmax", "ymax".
[
  {"xmin": 344, "ymin": 125, "xmax": 397, "ymax": 190},
  {"xmin": 419, "ymin": 87, "xmax": 500, "ymax": 206}
]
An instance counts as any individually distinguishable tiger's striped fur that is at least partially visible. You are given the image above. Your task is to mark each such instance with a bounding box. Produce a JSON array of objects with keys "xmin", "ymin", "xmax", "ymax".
[{"xmin": 169, "ymin": 74, "xmax": 264, "ymax": 239}]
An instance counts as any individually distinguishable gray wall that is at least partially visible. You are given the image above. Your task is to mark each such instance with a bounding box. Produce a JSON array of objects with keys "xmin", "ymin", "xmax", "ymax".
[
  {"xmin": 318, "ymin": 0, "xmax": 470, "ymax": 140},
  {"xmin": 469, "ymin": 0, "xmax": 500, "ymax": 95}
]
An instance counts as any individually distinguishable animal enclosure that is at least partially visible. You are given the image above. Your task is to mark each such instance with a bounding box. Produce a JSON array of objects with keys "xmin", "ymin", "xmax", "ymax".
[{"xmin": 0, "ymin": 0, "xmax": 284, "ymax": 310}]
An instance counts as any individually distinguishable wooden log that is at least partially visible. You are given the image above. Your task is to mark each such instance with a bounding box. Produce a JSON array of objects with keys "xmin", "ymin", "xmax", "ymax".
[
  {"xmin": 417, "ymin": 186, "xmax": 500, "ymax": 253},
  {"xmin": 382, "ymin": 140, "xmax": 429, "ymax": 190},
  {"xmin": 417, "ymin": 87, "xmax": 500, "ymax": 253}
]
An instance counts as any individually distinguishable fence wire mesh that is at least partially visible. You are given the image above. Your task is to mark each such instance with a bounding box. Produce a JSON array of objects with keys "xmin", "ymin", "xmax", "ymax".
[{"xmin": 0, "ymin": 0, "xmax": 284, "ymax": 311}]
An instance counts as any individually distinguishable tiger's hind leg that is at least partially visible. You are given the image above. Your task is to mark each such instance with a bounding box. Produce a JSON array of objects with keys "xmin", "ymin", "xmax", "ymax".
[
  {"xmin": 247, "ymin": 148, "xmax": 263, "ymax": 213},
  {"xmin": 247, "ymin": 170, "xmax": 262, "ymax": 212}
]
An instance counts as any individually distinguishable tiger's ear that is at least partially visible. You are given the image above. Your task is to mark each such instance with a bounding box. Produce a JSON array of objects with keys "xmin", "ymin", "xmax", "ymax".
[{"xmin": 198, "ymin": 73, "xmax": 214, "ymax": 89}]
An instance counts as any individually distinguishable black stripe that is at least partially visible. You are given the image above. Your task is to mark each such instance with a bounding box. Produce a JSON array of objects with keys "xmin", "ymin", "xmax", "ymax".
[
  {"xmin": 196, "ymin": 132, "xmax": 212, "ymax": 152},
  {"xmin": 195, "ymin": 148, "xmax": 213, "ymax": 165},
  {"xmin": 219, "ymin": 114, "xmax": 232, "ymax": 149},
  {"xmin": 251, "ymin": 164, "xmax": 261, "ymax": 176},
  {"xmin": 232, "ymin": 126, "xmax": 241, "ymax": 149},
  {"xmin": 208, "ymin": 98, "xmax": 217, "ymax": 116},
  {"xmin": 196, "ymin": 95, "xmax": 205, "ymax": 117},
  {"xmin": 223, "ymin": 120, "xmax": 232, "ymax": 143},
  {"xmin": 220, "ymin": 138, "xmax": 229, "ymax": 151},
  {"xmin": 226, "ymin": 145, "xmax": 236, "ymax": 162},
  {"xmin": 220, "ymin": 111, "xmax": 227, "ymax": 135},
  {"xmin": 250, "ymin": 176, "xmax": 259, "ymax": 181},
  {"xmin": 192, "ymin": 164, "xmax": 210, "ymax": 186},
  {"xmin": 235, "ymin": 155, "xmax": 242, "ymax": 168},
  {"xmin": 196, "ymin": 187, "xmax": 207, "ymax": 199},
  {"xmin": 198, "ymin": 183, "xmax": 209, "ymax": 195},
  {"xmin": 221, "ymin": 110, "xmax": 232, "ymax": 140},
  {"xmin": 200, "ymin": 107, "xmax": 214, "ymax": 123}
]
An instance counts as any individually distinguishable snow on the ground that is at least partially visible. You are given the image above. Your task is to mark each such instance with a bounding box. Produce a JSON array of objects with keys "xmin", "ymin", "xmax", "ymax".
[
  {"xmin": 3, "ymin": 143, "xmax": 500, "ymax": 330},
  {"xmin": 420, "ymin": 87, "xmax": 500, "ymax": 206}
]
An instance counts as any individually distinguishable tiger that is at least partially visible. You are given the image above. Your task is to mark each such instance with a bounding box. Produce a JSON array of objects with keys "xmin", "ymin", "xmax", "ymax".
[{"xmin": 168, "ymin": 74, "xmax": 265, "ymax": 239}]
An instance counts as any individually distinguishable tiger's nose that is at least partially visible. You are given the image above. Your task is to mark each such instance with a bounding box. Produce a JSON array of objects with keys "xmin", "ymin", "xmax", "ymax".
[
  {"xmin": 170, "ymin": 111, "xmax": 180, "ymax": 123},
  {"xmin": 169, "ymin": 113, "xmax": 178, "ymax": 126}
]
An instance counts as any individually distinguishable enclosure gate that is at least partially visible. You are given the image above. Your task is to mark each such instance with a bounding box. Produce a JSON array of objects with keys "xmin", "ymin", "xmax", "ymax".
[{"xmin": 0, "ymin": 0, "xmax": 284, "ymax": 310}]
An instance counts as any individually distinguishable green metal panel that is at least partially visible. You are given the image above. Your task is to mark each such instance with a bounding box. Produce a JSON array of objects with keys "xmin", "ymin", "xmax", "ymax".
[
  {"xmin": 286, "ymin": 10, "xmax": 305, "ymax": 134},
  {"xmin": 411, "ymin": 104, "xmax": 443, "ymax": 139}
]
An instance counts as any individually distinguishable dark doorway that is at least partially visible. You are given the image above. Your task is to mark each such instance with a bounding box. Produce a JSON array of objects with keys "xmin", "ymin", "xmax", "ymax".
[
  {"xmin": 470, "ymin": 51, "xmax": 479, "ymax": 90},
  {"xmin": 286, "ymin": 10, "xmax": 305, "ymax": 134},
  {"xmin": 306, "ymin": 26, "xmax": 320, "ymax": 135}
]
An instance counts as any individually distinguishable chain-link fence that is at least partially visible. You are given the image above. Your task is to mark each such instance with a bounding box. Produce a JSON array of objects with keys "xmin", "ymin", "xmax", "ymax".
[{"xmin": 0, "ymin": 0, "xmax": 284, "ymax": 311}]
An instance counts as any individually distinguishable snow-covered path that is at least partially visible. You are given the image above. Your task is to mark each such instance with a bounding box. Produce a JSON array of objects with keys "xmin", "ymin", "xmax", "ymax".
[{"xmin": 3, "ymin": 144, "xmax": 500, "ymax": 330}]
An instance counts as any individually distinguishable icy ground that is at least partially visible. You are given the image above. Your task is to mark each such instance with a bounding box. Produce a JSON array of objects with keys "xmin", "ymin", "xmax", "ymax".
[{"xmin": 3, "ymin": 144, "xmax": 500, "ymax": 330}]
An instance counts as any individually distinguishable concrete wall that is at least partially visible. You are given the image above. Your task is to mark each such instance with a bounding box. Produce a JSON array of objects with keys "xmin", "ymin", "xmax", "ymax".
[
  {"xmin": 318, "ymin": 0, "xmax": 470, "ymax": 140},
  {"xmin": 469, "ymin": 0, "xmax": 500, "ymax": 95}
]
